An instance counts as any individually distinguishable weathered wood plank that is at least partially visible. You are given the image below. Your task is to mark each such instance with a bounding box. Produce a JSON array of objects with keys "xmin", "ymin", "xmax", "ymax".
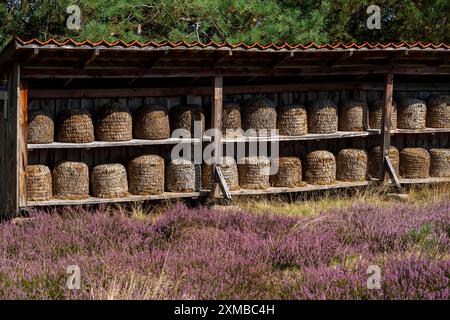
[
  {"xmin": 18, "ymin": 80, "xmax": 28, "ymax": 208},
  {"xmin": 379, "ymin": 72, "xmax": 394, "ymax": 182},
  {"xmin": 28, "ymin": 191, "xmax": 210, "ymax": 207}
]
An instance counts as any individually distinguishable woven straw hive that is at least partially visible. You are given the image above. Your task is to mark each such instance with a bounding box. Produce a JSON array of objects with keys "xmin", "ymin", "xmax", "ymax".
[
  {"xmin": 28, "ymin": 111, "xmax": 54, "ymax": 144},
  {"xmin": 305, "ymin": 150, "xmax": 336, "ymax": 185},
  {"xmin": 27, "ymin": 165, "xmax": 52, "ymax": 201},
  {"xmin": 53, "ymin": 161, "xmax": 89, "ymax": 199},
  {"xmin": 398, "ymin": 98, "xmax": 427, "ymax": 129},
  {"xmin": 426, "ymin": 95, "xmax": 450, "ymax": 128},
  {"xmin": 56, "ymin": 109, "xmax": 94, "ymax": 143},
  {"xmin": 400, "ymin": 148, "xmax": 430, "ymax": 179},
  {"xmin": 368, "ymin": 146, "xmax": 399, "ymax": 179},
  {"xmin": 201, "ymin": 157, "xmax": 239, "ymax": 190},
  {"xmin": 127, "ymin": 155, "xmax": 165, "ymax": 195},
  {"xmin": 222, "ymin": 102, "xmax": 242, "ymax": 137},
  {"xmin": 166, "ymin": 159, "xmax": 199, "ymax": 192},
  {"xmin": 91, "ymin": 164, "xmax": 128, "ymax": 198},
  {"xmin": 270, "ymin": 157, "xmax": 302, "ymax": 187},
  {"xmin": 238, "ymin": 156, "xmax": 271, "ymax": 189},
  {"xmin": 277, "ymin": 104, "xmax": 308, "ymax": 136},
  {"xmin": 368, "ymin": 99, "xmax": 398, "ymax": 129},
  {"xmin": 336, "ymin": 149, "xmax": 368, "ymax": 182},
  {"xmin": 429, "ymin": 148, "xmax": 450, "ymax": 177},
  {"xmin": 339, "ymin": 99, "xmax": 367, "ymax": 131},
  {"xmin": 307, "ymin": 99, "xmax": 338, "ymax": 134},
  {"xmin": 241, "ymin": 98, "xmax": 277, "ymax": 135},
  {"xmin": 170, "ymin": 104, "xmax": 205, "ymax": 137},
  {"xmin": 134, "ymin": 105, "xmax": 170, "ymax": 139},
  {"xmin": 95, "ymin": 102, "xmax": 132, "ymax": 141}
]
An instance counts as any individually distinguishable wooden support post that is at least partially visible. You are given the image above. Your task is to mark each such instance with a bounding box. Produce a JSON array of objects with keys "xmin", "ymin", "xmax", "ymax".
[
  {"xmin": 385, "ymin": 156, "xmax": 404, "ymax": 192},
  {"xmin": 1, "ymin": 63, "xmax": 26, "ymax": 216},
  {"xmin": 379, "ymin": 72, "xmax": 394, "ymax": 183},
  {"xmin": 210, "ymin": 76, "xmax": 223, "ymax": 198}
]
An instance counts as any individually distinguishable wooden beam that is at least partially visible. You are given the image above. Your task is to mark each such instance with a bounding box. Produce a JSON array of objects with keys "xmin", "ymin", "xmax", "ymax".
[
  {"xmin": 330, "ymin": 50, "xmax": 354, "ymax": 66},
  {"xmin": 209, "ymin": 76, "xmax": 223, "ymax": 198},
  {"xmin": 18, "ymin": 80, "xmax": 28, "ymax": 208},
  {"xmin": 21, "ymin": 65, "xmax": 450, "ymax": 79},
  {"xmin": 23, "ymin": 48, "xmax": 39, "ymax": 65},
  {"xmin": 271, "ymin": 52, "xmax": 295, "ymax": 67},
  {"xmin": 212, "ymin": 50, "xmax": 233, "ymax": 67},
  {"xmin": 379, "ymin": 72, "xmax": 394, "ymax": 182},
  {"xmin": 385, "ymin": 155, "xmax": 404, "ymax": 192},
  {"xmin": 29, "ymin": 82, "xmax": 360, "ymax": 99},
  {"xmin": 81, "ymin": 48, "xmax": 100, "ymax": 68}
]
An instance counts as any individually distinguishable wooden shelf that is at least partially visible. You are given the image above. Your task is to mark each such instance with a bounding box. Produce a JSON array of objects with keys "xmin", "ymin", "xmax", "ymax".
[
  {"xmin": 230, "ymin": 181, "xmax": 370, "ymax": 196},
  {"xmin": 220, "ymin": 131, "xmax": 379, "ymax": 143},
  {"xmin": 27, "ymin": 191, "xmax": 210, "ymax": 207},
  {"xmin": 28, "ymin": 137, "xmax": 210, "ymax": 150},
  {"xmin": 399, "ymin": 177, "xmax": 450, "ymax": 184},
  {"xmin": 392, "ymin": 128, "xmax": 450, "ymax": 134}
]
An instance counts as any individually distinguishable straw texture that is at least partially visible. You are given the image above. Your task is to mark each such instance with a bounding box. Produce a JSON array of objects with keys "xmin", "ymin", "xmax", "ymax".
[
  {"xmin": 91, "ymin": 164, "xmax": 128, "ymax": 198},
  {"xmin": 127, "ymin": 155, "xmax": 165, "ymax": 195},
  {"xmin": 426, "ymin": 95, "xmax": 450, "ymax": 128},
  {"xmin": 339, "ymin": 99, "xmax": 366, "ymax": 131},
  {"xmin": 166, "ymin": 159, "xmax": 198, "ymax": 192},
  {"xmin": 134, "ymin": 105, "xmax": 170, "ymax": 139},
  {"xmin": 400, "ymin": 148, "xmax": 430, "ymax": 179},
  {"xmin": 53, "ymin": 161, "xmax": 89, "ymax": 199},
  {"xmin": 270, "ymin": 157, "xmax": 302, "ymax": 187},
  {"xmin": 28, "ymin": 111, "xmax": 54, "ymax": 144},
  {"xmin": 429, "ymin": 148, "xmax": 450, "ymax": 177},
  {"xmin": 368, "ymin": 99, "xmax": 398, "ymax": 129},
  {"xmin": 241, "ymin": 98, "xmax": 277, "ymax": 135},
  {"xmin": 201, "ymin": 157, "xmax": 239, "ymax": 191},
  {"xmin": 95, "ymin": 102, "xmax": 132, "ymax": 141},
  {"xmin": 238, "ymin": 156, "xmax": 271, "ymax": 189},
  {"xmin": 305, "ymin": 150, "xmax": 336, "ymax": 185},
  {"xmin": 277, "ymin": 104, "xmax": 308, "ymax": 136},
  {"xmin": 336, "ymin": 149, "xmax": 368, "ymax": 182},
  {"xmin": 368, "ymin": 146, "xmax": 399, "ymax": 179},
  {"xmin": 398, "ymin": 98, "xmax": 427, "ymax": 129},
  {"xmin": 308, "ymin": 99, "xmax": 338, "ymax": 134},
  {"xmin": 222, "ymin": 103, "xmax": 242, "ymax": 137},
  {"xmin": 170, "ymin": 104, "xmax": 205, "ymax": 137},
  {"xmin": 56, "ymin": 109, "xmax": 94, "ymax": 143},
  {"xmin": 27, "ymin": 165, "xmax": 52, "ymax": 201}
]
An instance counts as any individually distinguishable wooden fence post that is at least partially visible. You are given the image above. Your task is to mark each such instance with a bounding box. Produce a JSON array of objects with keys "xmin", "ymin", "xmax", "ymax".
[{"xmin": 210, "ymin": 76, "xmax": 223, "ymax": 198}]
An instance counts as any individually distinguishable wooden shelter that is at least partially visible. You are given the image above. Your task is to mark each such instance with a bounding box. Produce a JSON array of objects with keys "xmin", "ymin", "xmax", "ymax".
[{"xmin": 0, "ymin": 38, "xmax": 449, "ymax": 215}]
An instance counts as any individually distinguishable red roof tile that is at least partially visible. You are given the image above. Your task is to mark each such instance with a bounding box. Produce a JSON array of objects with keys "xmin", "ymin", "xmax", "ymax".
[{"xmin": 15, "ymin": 38, "xmax": 450, "ymax": 50}]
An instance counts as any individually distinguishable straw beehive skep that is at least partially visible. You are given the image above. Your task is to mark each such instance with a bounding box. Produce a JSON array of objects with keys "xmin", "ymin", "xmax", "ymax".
[
  {"xmin": 400, "ymin": 148, "xmax": 430, "ymax": 179},
  {"xmin": 28, "ymin": 111, "xmax": 54, "ymax": 144},
  {"xmin": 222, "ymin": 102, "xmax": 242, "ymax": 137},
  {"xmin": 56, "ymin": 109, "xmax": 94, "ymax": 143},
  {"xmin": 398, "ymin": 98, "xmax": 427, "ymax": 129},
  {"xmin": 270, "ymin": 157, "xmax": 302, "ymax": 187},
  {"xmin": 429, "ymin": 148, "xmax": 450, "ymax": 177},
  {"xmin": 96, "ymin": 102, "xmax": 132, "ymax": 141},
  {"xmin": 201, "ymin": 157, "xmax": 239, "ymax": 190},
  {"xmin": 91, "ymin": 164, "xmax": 128, "ymax": 198},
  {"xmin": 170, "ymin": 104, "xmax": 205, "ymax": 137},
  {"xmin": 134, "ymin": 105, "xmax": 170, "ymax": 139},
  {"xmin": 238, "ymin": 156, "xmax": 271, "ymax": 189},
  {"xmin": 308, "ymin": 99, "xmax": 337, "ymax": 134},
  {"xmin": 368, "ymin": 99, "xmax": 398, "ymax": 129},
  {"xmin": 305, "ymin": 150, "xmax": 336, "ymax": 185},
  {"xmin": 27, "ymin": 165, "xmax": 52, "ymax": 201},
  {"xmin": 127, "ymin": 155, "xmax": 165, "ymax": 195},
  {"xmin": 277, "ymin": 104, "xmax": 308, "ymax": 136},
  {"xmin": 426, "ymin": 95, "xmax": 450, "ymax": 128},
  {"xmin": 166, "ymin": 159, "xmax": 198, "ymax": 192},
  {"xmin": 53, "ymin": 161, "xmax": 89, "ymax": 199},
  {"xmin": 336, "ymin": 149, "xmax": 368, "ymax": 182},
  {"xmin": 368, "ymin": 146, "xmax": 399, "ymax": 179},
  {"xmin": 339, "ymin": 99, "xmax": 367, "ymax": 132},
  {"xmin": 241, "ymin": 98, "xmax": 277, "ymax": 135}
]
